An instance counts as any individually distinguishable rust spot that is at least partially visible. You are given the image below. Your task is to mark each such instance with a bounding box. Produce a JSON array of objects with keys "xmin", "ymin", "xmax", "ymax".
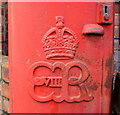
[
  {"xmin": 86, "ymin": 76, "xmax": 99, "ymax": 91},
  {"xmin": 105, "ymin": 54, "xmax": 113, "ymax": 88},
  {"xmin": 89, "ymin": 82, "xmax": 99, "ymax": 91}
]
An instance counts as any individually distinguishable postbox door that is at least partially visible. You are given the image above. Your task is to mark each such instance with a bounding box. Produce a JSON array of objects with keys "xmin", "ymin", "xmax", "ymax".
[{"xmin": 9, "ymin": 2, "xmax": 114, "ymax": 113}]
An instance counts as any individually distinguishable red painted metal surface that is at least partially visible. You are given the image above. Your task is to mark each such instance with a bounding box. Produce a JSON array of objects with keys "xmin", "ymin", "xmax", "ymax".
[{"xmin": 8, "ymin": 1, "xmax": 114, "ymax": 113}]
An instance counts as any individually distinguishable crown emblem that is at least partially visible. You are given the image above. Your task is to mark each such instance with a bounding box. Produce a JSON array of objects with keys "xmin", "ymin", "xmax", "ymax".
[{"xmin": 43, "ymin": 16, "xmax": 79, "ymax": 60}]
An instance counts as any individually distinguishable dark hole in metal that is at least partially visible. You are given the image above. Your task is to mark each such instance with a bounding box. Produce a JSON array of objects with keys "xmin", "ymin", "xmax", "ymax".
[{"xmin": 105, "ymin": 6, "xmax": 108, "ymax": 13}]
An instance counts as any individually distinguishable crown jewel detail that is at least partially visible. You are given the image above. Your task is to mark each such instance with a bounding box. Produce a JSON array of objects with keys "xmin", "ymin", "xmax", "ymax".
[{"xmin": 43, "ymin": 16, "xmax": 79, "ymax": 60}]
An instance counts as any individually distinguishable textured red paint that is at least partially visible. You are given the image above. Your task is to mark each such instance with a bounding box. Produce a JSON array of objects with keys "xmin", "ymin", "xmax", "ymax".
[{"xmin": 9, "ymin": 2, "xmax": 114, "ymax": 113}]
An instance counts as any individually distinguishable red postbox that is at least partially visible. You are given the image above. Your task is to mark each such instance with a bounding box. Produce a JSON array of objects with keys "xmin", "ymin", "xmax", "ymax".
[{"xmin": 8, "ymin": 1, "xmax": 114, "ymax": 113}]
